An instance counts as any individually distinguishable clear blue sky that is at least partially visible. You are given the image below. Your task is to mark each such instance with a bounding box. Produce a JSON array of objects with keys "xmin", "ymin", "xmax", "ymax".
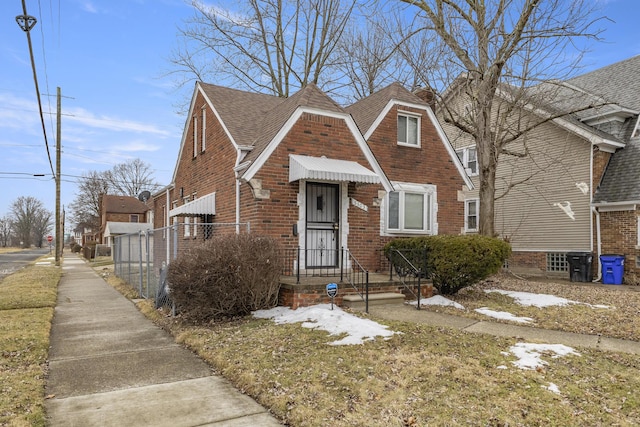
[{"xmin": 0, "ymin": 0, "xmax": 639, "ymax": 231}]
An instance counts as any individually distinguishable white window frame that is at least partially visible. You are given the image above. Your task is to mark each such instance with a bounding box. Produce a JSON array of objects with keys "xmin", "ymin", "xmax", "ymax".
[
  {"xmin": 184, "ymin": 217, "xmax": 191, "ymax": 238},
  {"xmin": 384, "ymin": 182, "xmax": 436, "ymax": 234},
  {"xmin": 201, "ymin": 107, "xmax": 207, "ymax": 152},
  {"xmin": 397, "ymin": 111, "xmax": 421, "ymax": 148},
  {"xmin": 637, "ymin": 216, "xmax": 640, "ymax": 248},
  {"xmin": 192, "ymin": 115, "xmax": 198, "ymax": 158},
  {"xmin": 456, "ymin": 146, "xmax": 478, "ymax": 176},
  {"xmin": 464, "ymin": 199, "xmax": 479, "ymax": 232}
]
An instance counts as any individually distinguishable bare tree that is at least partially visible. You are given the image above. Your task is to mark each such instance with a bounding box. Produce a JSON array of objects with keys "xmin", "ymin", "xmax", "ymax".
[
  {"xmin": 69, "ymin": 170, "xmax": 111, "ymax": 233},
  {"xmin": 400, "ymin": 0, "xmax": 603, "ymax": 236},
  {"xmin": 10, "ymin": 197, "xmax": 52, "ymax": 248},
  {"xmin": 69, "ymin": 159, "xmax": 158, "ymax": 232},
  {"xmin": 170, "ymin": 0, "xmax": 356, "ymax": 97},
  {"xmin": 0, "ymin": 215, "xmax": 11, "ymax": 247},
  {"xmin": 106, "ymin": 158, "xmax": 158, "ymax": 197},
  {"xmin": 31, "ymin": 207, "xmax": 53, "ymax": 248}
]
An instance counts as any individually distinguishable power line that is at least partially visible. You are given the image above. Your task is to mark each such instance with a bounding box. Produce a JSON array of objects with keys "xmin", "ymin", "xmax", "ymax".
[{"xmin": 16, "ymin": 0, "xmax": 56, "ymax": 179}]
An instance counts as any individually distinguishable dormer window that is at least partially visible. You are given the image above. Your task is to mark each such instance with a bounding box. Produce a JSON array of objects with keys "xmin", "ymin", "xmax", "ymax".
[{"xmin": 397, "ymin": 112, "xmax": 420, "ymax": 147}]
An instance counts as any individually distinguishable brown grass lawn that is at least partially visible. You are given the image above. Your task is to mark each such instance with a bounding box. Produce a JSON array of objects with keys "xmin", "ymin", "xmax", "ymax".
[
  {"xmin": 0, "ymin": 261, "xmax": 60, "ymax": 427},
  {"xmin": 124, "ymin": 271, "xmax": 640, "ymax": 427}
]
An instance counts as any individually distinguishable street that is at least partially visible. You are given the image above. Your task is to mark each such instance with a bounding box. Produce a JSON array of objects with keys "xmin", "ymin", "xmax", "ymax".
[{"xmin": 0, "ymin": 248, "xmax": 51, "ymax": 280}]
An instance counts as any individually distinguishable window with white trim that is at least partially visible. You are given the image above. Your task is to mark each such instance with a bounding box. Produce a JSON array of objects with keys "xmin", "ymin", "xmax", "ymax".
[
  {"xmin": 465, "ymin": 199, "xmax": 479, "ymax": 232},
  {"xmin": 201, "ymin": 108, "xmax": 207, "ymax": 152},
  {"xmin": 397, "ymin": 112, "xmax": 420, "ymax": 147},
  {"xmin": 192, "ymin": 116, "xmax": 198, "ymax": 158},
  {"xmin": 130, "ymin": 214, "xmax": 139, "ymax": 223},
  {"xmin": 456, "ymin": 146, "xmax": 478, "ymax": 176},
  {"xmin": 386, "ymin": 183, "xmax": 435, "ymax": 233},
  {"xmin": 184, "ymin": 217, "xmax": 191, "ymax": 237},
  {"xmin": 183, "ymin": 197, "xmax": 191, "ymax": 237}
]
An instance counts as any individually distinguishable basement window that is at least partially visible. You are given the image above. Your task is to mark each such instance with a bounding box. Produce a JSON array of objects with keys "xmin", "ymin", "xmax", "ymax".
[{"xmin": 546, "ymin": 253, "xmax": 568, "ymax": 272}]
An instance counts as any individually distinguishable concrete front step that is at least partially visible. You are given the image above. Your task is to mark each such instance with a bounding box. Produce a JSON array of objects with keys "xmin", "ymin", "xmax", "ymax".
[{"xmin": 342, "ymin": 292, "xmax": 405, "ymax": 309}]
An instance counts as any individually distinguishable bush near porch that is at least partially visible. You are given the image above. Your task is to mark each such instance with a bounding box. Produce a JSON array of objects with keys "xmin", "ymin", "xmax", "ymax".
[
  {"xmin": 167, "ymin": 234, "xmax": 283, "ymax": 323},
  {"xmin": 385, "ymin": 235, "xmax": 511, "ymax": 295}
]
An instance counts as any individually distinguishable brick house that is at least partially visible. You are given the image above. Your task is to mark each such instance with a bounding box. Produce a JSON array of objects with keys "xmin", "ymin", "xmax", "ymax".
[
  {"xmin": 153, "ymin": 81, "xmax": 473, "ymax": 307},
  {"xmin": 99, "ymin": 195, "xmax": 149, "ymax": 246},
  {"xmin": 444, "ymin": 55, "xmax": 640, "ymax": 282}
]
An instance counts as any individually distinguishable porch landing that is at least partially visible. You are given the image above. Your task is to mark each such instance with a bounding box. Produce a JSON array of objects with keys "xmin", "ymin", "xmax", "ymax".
[{"xmin": 278, "ymin": 273, "xmax": 433, "ymax": 309}]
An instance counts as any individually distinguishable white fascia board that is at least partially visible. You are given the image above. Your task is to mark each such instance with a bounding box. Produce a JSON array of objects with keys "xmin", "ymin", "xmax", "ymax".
[
  {"xmin": 494, "ymin": 86, "xmax": 625, "ymax": 153},
  {"xmin": 169, "ymin": 83, "xmax": 200, "ymax": 185},
  {"xmin": 551, "ymin": 117, "xmax": 625, "ymax": 152},
  {"xmin": 197, "ymin": 84, "xmax": 244, "ymax": 162},
  {"xmin": 593, "ymin": 201, "xmax": 639, "ymax": 212},
  {"xmin": 241, "ymin": 106, "xmax": 393, "ymax": 192}
]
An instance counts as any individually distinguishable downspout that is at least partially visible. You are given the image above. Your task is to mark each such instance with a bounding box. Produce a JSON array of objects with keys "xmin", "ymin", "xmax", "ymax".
[
  {"xmin": 235, "ymin": 171, "xmax": 241, "ymax": 234},
  {"xmin": 590, "ymin": 145, "xmax": 601, "ymax": 282},
  {"xmin": 593, "ymin": 207, "xmax": 602, "ymax": 282},
  {"xmin": 165, "ymin": 187, "xmax": 170, "ymax": 265}
]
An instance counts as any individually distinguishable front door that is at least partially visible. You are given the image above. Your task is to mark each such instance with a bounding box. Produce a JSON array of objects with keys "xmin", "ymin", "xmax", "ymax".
[{"xmin": 306, "ymin": 182, "xmax": 339, "ymax": 268}]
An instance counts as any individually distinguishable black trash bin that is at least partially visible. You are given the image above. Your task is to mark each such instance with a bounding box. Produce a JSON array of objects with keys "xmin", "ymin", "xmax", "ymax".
[{"xmin": 566, "ymin": 252, "xmax": 593, "ymax": 282}]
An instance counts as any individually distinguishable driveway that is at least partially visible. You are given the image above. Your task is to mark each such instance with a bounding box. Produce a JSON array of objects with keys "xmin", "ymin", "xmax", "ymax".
[{"xmin": 0, "ymin": 248, "xmax": 50, "ymax": 280}]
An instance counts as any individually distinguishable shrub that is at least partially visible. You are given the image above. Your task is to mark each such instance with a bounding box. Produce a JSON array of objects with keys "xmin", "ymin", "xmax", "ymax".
[
  {"xmin": 167, "ymin": 234, "xmax": 283, "ymax": 322},
  {"xmin": 385, "ymin": 235, "xmax": 511, "ymax": 295},
  {"xmin": 83, "ymin": 241, "xmax": 97, "ymax": 259}
]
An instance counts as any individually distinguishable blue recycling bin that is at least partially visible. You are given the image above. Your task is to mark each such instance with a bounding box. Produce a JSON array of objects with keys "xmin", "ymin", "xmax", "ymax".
[{"xmin": 600, "ymin": 254, "xmax": 624, "ymax": 285}]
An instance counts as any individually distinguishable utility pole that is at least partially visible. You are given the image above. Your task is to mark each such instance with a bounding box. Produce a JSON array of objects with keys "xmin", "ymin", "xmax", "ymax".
[{"xmin": 56, "ymin": 87, "xmax": 61, "ymax": 265}]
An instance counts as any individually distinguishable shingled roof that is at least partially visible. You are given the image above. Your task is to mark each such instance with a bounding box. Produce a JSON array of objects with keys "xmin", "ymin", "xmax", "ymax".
[
  {"xmin": 102, "ymin": 195, "xmax": 149, "ymax": 214},
  {"xmin": 567, "ymin": 55, "xmax": 640, "ymax": 113},
  {"xmin": 240, "ymin": 83, "xmax": 346, "ymax": 166},
  {"xmin": 346, "ymin": 82, "xmax": 427, "ymax": 136},
  {"xmin": 593, "ymin": 139, "xmax": 640, "ymax": 204}
]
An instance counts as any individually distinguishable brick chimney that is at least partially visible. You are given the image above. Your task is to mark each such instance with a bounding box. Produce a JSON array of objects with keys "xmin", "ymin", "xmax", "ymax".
[{"xmin": 414, "ymin": 86, "xmax": 437, "ymax": 109}]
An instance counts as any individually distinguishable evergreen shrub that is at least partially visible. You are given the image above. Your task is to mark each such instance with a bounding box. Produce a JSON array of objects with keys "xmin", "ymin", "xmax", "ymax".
[{"xmin": 385, "ymin": 235, "xmax": 511, "ymax": 295}]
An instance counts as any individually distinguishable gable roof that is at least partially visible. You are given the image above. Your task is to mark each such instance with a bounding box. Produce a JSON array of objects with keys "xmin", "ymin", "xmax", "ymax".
[
  {"xmin": 346, "ymin": 82, "xmax": 426, "ymax": 135},
  {"xmin": 241, "ymin": 84, "xmax": 345, "ymax": 167},
  {"xmin": 593, "ymin": 139, "xmax": 640, "ymax": 205},
  {"xmin": 567, "ymin": 55, "xmax": 640, "ymax": 113},
  {"xmin": 102, "ymin": 195, "xmax": 148, "ymax": 214}
]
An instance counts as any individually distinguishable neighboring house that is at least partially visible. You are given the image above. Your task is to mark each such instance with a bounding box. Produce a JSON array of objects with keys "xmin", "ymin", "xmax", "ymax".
[
  {"xmin": 153, "ymin": 81, "xmax": 472, "ymax": 306},
  {"xmin": 444, "ymin": 55, "xmax": 640, "ymax": 281},
  {"xmin": 103, "ymin": 221, "xmax": 151, "ymax": 248},
  {"xmin": 99, "ymin": 195, "xmax": 150, "ymax": 245}
]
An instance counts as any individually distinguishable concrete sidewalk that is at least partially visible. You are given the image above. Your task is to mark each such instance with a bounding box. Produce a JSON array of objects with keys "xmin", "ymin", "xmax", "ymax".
[
  {"xmin": 365, "ymin": 303, "xmax": 640, "ymax": 355},
  {"xmin": 45, "ymin": 254, "xmax": 282, "ymax": 427}
]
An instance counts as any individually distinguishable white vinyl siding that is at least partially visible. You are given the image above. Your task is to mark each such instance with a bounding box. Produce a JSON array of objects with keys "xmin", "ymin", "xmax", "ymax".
[{"xmin": 448, "ymin": 113, "xmax": 592, "ymax": 252}]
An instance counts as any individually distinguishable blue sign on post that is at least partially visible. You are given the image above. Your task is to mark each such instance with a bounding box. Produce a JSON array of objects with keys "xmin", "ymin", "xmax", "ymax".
[{"xmin": 326, "ymin": 283, "xmax": 338, "ymax": 310}]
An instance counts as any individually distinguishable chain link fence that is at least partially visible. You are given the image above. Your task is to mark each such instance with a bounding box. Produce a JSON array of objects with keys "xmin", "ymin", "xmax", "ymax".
[{"xmin": 113, "ymin": 222, "xmax": 250, "ymax": 307}]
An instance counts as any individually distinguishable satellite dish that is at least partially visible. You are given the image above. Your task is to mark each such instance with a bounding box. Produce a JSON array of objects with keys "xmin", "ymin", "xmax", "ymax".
[{"xmin": 138, "ymin": 190, "xmax": 151, "ymax": 202}]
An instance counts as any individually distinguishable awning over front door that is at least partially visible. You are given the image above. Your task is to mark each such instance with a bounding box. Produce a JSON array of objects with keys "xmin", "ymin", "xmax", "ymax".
[
  {"xmin": 289, "ymin": 154, "xmax": 380, "ymax": 184},
  {"xmin": 169, "ymin": 192, "xmax": 216, "ymax": 217}
]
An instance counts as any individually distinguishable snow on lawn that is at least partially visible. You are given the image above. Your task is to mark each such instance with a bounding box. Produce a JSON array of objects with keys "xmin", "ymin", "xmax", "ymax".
[
  {"xmin": 506, "ymin": 343, "xmax": 580, "ymax": 370},
  {"xmin": 474, "ymin": 307, "xmax": 534, "ymax": 324},
  {"xmin": 253, "ymin": 304, "xmax": 398, "ymax": 346},
  {"xmin": 485, "ymin": 289, "xmax": 610, "ymax": 309},
  {"xmin": 408, "ymin": 295, "xmax": 465, "ymax": 310}
]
